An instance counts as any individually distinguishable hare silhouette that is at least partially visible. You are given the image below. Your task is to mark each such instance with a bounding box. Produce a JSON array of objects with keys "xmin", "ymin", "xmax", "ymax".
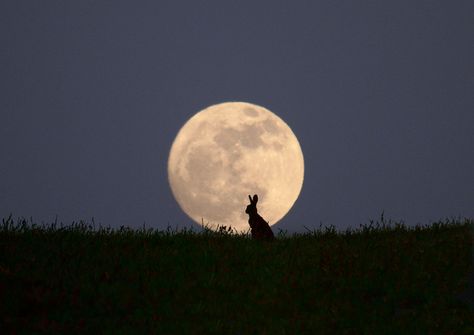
[{"xmin": 245, "ymin": 194, "xmax": 275, "ymax": 240}]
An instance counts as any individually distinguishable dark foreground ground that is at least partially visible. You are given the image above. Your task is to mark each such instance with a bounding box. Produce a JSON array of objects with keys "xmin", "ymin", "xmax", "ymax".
[{"xmin": 1, "ymin": 216, "xmax": 473, "ymax": 334}]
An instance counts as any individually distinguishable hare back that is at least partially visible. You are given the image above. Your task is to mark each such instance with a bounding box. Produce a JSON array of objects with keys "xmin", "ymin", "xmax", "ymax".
[{"xmin": 249, "ymin": 215, "xmax": 274, "ymax": 240}]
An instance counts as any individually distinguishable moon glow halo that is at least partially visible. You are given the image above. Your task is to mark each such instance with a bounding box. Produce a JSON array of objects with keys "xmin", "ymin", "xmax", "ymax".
[{"xmin": 167, "ymin": 102, "xmax": 304, "ymax": 232}]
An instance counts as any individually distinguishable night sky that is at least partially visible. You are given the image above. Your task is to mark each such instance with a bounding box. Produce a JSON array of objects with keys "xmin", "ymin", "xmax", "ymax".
[{"xmin": 1, "ymin": 1, "xmax": 473, "ymax": 233}]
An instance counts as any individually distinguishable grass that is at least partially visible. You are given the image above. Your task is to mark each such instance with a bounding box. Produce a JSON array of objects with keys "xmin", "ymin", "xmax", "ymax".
[{"xmin": 1, "ymin": 215, "xmax": 473, "ymax": 334}]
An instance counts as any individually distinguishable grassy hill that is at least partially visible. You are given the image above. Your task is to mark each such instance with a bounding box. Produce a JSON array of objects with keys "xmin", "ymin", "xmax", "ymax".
[{"xmin": 1, "ymin": 216, "xmax": 473, "ymax": 334}]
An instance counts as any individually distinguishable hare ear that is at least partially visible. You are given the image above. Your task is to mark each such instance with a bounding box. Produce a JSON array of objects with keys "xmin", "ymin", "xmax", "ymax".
[
  {"xmin": 248, "ymin": 195, "xmax": 253, "ymax": 203},
  {"xmin": 253, "ymin": 194, "xmax": 258, "ymax": 204}
]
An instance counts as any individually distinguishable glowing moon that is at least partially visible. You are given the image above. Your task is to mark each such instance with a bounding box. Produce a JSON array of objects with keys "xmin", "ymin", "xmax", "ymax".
[{"xmin": 168, "ymin": 102, "xmax": 304, "ymax": 232}]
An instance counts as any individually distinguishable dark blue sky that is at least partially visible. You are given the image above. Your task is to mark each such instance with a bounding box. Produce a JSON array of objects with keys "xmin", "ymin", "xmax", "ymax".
[{"xmin": 1, "ymin": 1, "xmax": 473, "ymax": 233}]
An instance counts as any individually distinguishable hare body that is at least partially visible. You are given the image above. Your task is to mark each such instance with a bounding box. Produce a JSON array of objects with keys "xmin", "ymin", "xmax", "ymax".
[{"xmin": 245, "ymin": 194, "xmax": 274, "ymax": 240}]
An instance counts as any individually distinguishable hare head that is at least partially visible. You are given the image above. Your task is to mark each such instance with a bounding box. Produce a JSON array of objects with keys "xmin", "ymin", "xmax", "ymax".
[{"xmin": 245, "ymin": 194, "xmax": 259, "ymax": 216}]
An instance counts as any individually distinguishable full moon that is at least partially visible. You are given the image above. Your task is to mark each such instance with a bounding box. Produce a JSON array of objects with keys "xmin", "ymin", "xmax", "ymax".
[{"xmin": 168, "ymin": 102, "xmax": 304, "ymax": 233}]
